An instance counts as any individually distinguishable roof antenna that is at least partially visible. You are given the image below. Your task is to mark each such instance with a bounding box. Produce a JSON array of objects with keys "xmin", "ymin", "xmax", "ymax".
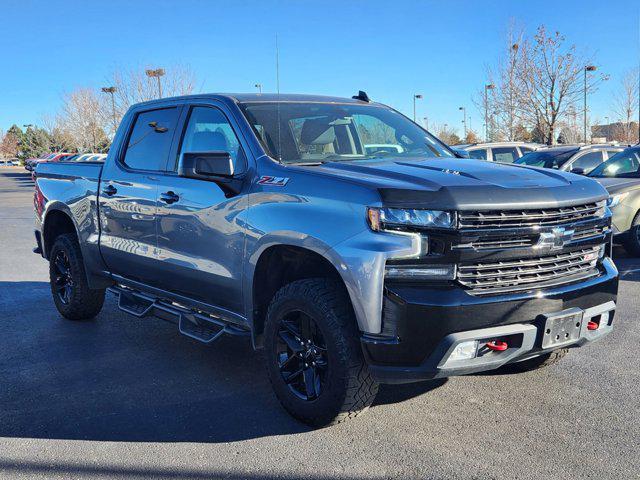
[
  {"xmin": 275, "ymin": 33, "xmax": 283, "ymax": 163},
  {"xmin": 352, "ymin": 90, "xmax": 371, "ymax": 102}
]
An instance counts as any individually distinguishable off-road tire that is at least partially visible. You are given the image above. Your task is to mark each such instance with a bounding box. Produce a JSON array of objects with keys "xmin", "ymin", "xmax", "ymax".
[
  {"xmin": 264, "ymin": 278, "xmax": 379, "ymax": 427},
  {"xmin": 49, "ymin": 233, "xmax": 105, "ymax": 320},
  {"xmin": 499, "ymin": 348, "xmax": 569, "ymax": 373},
  {"xmin": 623, "ymin": 211, "xmax": 640, "ymax": 257}
]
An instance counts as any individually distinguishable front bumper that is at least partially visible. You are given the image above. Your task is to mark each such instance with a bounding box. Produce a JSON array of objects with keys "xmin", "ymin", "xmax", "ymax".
[{"xmin": 362, "ymin": 257, "xmax": 618, "ymax": 384}]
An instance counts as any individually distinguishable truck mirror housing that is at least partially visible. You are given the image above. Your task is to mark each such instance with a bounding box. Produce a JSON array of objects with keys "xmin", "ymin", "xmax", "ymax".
[
  {"xmin": 571, "ymin": 167, "xmax": 585, "ymax": 175},
  {"xmin": 179, "ymin": 151, "xmax": 234, "ymax": 180}
]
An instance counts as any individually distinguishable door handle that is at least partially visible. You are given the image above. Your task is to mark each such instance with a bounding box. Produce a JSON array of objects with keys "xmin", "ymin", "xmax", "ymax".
[
  {"xmin": 159, "ymin": 191, "xmax": 180, "ymax": 204},
  {"xmin": 103, "ymin": 184, "xmax": 117, "ymax": 196}
]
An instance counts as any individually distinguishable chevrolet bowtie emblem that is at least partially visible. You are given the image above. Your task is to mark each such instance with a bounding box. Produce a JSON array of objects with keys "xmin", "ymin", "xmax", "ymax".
[{"xmin": 536, "ymin": 227, "xmax": 575, "ymax": 250}]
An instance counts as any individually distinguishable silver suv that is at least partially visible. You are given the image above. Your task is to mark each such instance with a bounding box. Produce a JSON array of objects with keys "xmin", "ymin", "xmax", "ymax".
[{"xmin": 456, "ymin": 142, "xmax": 541, "ymax": 163}]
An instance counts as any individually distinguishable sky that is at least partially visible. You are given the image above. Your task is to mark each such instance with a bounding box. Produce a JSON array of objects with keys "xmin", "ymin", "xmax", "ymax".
[{"xmin": 1, "ymin": 0, "xmax": 639, "ymax": 134}]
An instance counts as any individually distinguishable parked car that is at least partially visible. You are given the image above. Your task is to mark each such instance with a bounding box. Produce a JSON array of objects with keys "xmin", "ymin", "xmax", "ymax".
[
  {"xmin": 455, "ymin": 142, "xmax": 541, "ymax": 163},
  {"xmin": 33, "ymin": 93, "xmax": 618, "ymax": 426},
  {"xmin": 514, "ymin": 144, "xmax": 625, "ymax": 175},
  {"xmin": 588, "ymin": 145, "xmax": 640, "ymax": 255},
  {"xmin": 25, "ymin": 153, "xmax": 76, "ymax": 171}
]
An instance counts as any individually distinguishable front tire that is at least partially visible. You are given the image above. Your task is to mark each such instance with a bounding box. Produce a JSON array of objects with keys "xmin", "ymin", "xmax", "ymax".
[
  {"xmin": 49, "ymin": 233, "xmax": 105, "ymax": 320},
  {"xmin": 264, "ymin": 278, "xmax": 378, "ymax": 427},
  {"xmin": 623, "ymin": 211, "xmax": 640, "ymax": 257}
]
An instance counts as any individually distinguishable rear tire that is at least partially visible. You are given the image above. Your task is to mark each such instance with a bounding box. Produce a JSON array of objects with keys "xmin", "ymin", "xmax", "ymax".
[
  {"xmin": 623, "ymin": 211, "xmax": 640, "ymax": 257},
  {"xmin": 264, "ymin": 278, "xmax": 378, "ymax": 427},
  {"xmin": 499, "ymin": 348, "xmax": 569, "ymax": 373},
  {"xmin": 49, "ymin": 233, "xmax": 105, "ymax": 320}
]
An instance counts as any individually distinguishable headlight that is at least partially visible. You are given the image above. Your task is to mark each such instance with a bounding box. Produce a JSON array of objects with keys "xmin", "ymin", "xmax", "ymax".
[
  {"xmin": 607, "ymin": 192, "xmax": 629, "ymax": 208},
  {"xmin": 367, "ymin": 207, "xmax": 456, "ymax": 231}
]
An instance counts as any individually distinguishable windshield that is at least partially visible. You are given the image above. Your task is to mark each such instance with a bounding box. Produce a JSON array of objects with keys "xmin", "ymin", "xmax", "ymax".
[
  {"xmin": 514, "ymin": 148, "xmax": 578, "ymax": 168},
  {"xmin": 589, "ymin": 149, "xmax": 640, "ymax": 178},
  {"xmin": 239, "ymin": 102, "xmax": 454, "ymax": 164}
]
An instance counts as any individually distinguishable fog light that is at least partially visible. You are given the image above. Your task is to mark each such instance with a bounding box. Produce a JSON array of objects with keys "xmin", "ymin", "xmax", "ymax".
[{"xmin": 448, "ymin": 340, "xmax": 478, "ymax": 362}]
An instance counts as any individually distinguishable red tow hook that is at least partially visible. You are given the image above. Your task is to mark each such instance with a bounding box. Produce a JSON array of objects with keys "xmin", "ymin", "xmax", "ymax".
[
  {"xmin": 587, "ymin": 321, "xmax": 599, "ymax": 331},
  {"xmin": 486, "ymin": 340, "xmax": 508, "ymax": 352}
]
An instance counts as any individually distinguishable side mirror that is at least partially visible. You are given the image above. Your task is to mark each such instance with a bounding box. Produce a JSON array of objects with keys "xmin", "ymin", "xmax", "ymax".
[
  {"xmin": 571, "ymin": 167, "xmax": 585, "ymax": 175},
  {"xmin": 179, "ymin": 151, "xmax": 234, "ymax": 180},
  {"xmin": 178, "ymin": 151, "xmax": 243, "ymax": 196}
]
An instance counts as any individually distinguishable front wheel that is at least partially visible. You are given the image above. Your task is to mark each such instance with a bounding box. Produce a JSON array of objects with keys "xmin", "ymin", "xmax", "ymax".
[
  {"xmin": 623, "ymin": 211, "xmax": 640, "ymax": 257},
  {"xmin": 264, "ymin": 278, "xmax": 378, "ymax": 427},
  {"xmin": 49, "ymin": 233, "xmax": 105, "ymax": 320}
]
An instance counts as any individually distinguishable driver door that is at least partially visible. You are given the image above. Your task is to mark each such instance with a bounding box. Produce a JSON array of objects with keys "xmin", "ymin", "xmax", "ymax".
[{"xmin": 153, "ymin": 104, "xmax": 250, "ymax": 316}]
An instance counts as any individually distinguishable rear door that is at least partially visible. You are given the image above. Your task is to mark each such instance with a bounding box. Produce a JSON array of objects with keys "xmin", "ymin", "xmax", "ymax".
[
  {"xmin": 99, "ymin": 105, "xmax": 182, "ymax": 284},
  {"xmin": 153, "ymin": 103, "xmax": 251, "ymax": 316}
]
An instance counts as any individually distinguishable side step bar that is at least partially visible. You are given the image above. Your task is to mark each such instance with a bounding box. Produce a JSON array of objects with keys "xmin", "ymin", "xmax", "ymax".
[{"xmin": 108, "ymin": 286, "xmax": 249, "ymax": 344}]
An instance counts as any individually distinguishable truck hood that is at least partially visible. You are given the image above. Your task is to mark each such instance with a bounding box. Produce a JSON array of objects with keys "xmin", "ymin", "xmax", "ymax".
[
  {"xmin": 591, "ymin": 176, "xmax": 640, "ymax": 195},
  {"xmin": 308, "ymin": 157, "xmax": 608, "ymax": 210}
]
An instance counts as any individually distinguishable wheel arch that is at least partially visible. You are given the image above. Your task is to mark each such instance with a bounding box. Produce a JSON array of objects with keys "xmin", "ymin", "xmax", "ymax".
[{"xmin": 247, "ymin": 240, "xmax": 358, "ymax": 349}]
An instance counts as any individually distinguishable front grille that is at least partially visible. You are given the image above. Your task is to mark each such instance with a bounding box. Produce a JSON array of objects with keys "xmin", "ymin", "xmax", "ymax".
[
  {"xmin": 459, "ymin": 202, "xmax": 602, "ymax": 229},
  {"xmin": 457, "ymin": 247, "xmax": 601, "ymax": 295},
  {"xmin": 453, "ymin": 223, "xmax": 609, "ymax": 251}
]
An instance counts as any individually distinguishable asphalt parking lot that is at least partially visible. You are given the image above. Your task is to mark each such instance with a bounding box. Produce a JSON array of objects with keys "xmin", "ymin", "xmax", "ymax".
[{"xmin": 0, "ymin": 166, "xmax": 638, "ymax": 480}]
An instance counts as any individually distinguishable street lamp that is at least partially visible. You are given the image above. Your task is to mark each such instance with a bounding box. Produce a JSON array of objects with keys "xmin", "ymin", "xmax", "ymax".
[
  {"xmin": 423, "ymin": 116, "xmax": 429, "ymax": 130},
  {"xmin": 254, "ymin": 83, "xmax": 262, "ymax": 94},
  {"xmin": 583, "ymin": 65, "xmax": 597, "ymax": 142},
  {"xmin": 484, "ymin": 84, "xmax": 495, "ymax": 141},
  {"xmin": 413, "ymin": 94, "xmax": 423, "ymax": 122},
  {"xmin": 145, "ymin": 68, "xmax": 166, "ymax": 98},
  {"xmin": 101, "ymin": 86, "xmax": 118, "ymax": 134},
  {"xmin": 459, "ymin": 106, "xmax": 467, "ymax": 137}
]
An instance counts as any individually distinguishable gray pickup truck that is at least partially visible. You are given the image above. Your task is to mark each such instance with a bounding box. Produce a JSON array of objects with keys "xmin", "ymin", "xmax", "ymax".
[{"xmin": 33, "ymin": 92, "xmax": 619, "ymax": 426}]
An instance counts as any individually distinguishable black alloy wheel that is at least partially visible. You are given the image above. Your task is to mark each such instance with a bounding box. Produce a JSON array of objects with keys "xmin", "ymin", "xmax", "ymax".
[
  {"xmin": 52, "ymin": 249, "xmax": 74, "ymax": 305},
  {"xmin": 276, "ymin": 310, "xmax": 328, "ymax": 401}
]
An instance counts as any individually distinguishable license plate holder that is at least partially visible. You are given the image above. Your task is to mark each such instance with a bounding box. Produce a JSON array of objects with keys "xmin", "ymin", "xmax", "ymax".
[{"xmin": 541, "ymin": 309, "xmax": 583, "ymax": 349}]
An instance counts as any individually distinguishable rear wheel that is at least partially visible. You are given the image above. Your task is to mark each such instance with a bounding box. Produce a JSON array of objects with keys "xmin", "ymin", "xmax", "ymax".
[
  {"xmin": 264, "ymin": 278, "xmax": 378, "ymax": 427},
  {"xmin": 499, "ymin": 348, "xmax": 569, "ymax": 373},
  {"xmin": 623, "ymin": 211, "xmax": 640, "ymax": 257},
  {"xmin": 49, "ymin": 233, "xmax": 105, "ymax": 320}
]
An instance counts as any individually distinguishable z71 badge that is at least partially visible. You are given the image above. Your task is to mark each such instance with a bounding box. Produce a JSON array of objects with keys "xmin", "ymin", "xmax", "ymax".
[{"xmin": 257, "ymin": 176, "xmax": 289, "ymax": 186}]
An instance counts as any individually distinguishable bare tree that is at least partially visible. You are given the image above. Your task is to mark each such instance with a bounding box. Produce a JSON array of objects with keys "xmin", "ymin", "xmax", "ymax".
[
  {"xmin": 106, "ymin": 64, "xmax": 197, "ymax": 126},
  {"xmin": 57, "ymin": 88, "xmax": 109, "ymax": 152},
  {"xmin": 613, "ymin": 68, "xmax": 639, "ymax": 143},
  {"xmin": 432, "ymin": 123, "xmax": 461, "ymax": 145},
  {"xmin": 516, "ymin": 26, "xmax": 604, "ymax": 145}
]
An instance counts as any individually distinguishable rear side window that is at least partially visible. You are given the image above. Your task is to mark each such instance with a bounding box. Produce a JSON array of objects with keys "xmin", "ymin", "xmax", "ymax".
[
  {"xmin": 492, "ymin": 147, "xmax": 519, "ymax": 163},
  {"xmin": 122, "ymin": 108, "xmax": 179, "ymax": 171},
  {"xmin": 468, "ymin": 148, "xmax": 487, "ymax": 160}
]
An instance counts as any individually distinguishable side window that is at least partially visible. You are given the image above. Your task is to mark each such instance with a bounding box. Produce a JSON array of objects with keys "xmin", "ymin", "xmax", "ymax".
[
  {"xmin": 468, "ymin": 148, "xmax": 487, "ymax": 160},
  {"xmin": 571, "ymin": 151, "xmax": 604, "ymax": 173},
  {"xmin": 122, "ymin": 108, "xmax": 180, "ymax": 171},
  {"xmin": 492, "ymin": 147, "xmax": 519, "ymax": 163},
  {"xmin": 606, "ymin": 150, "xmax": 621, "ymax": 159},
  {"xmin": 179, "ymin": 106, "xmax": 246, "ymax": 172}
]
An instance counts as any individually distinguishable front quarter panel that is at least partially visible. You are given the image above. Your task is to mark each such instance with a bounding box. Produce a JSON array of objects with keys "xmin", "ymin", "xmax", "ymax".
[{"xmin": 244, "ymin": 161, "xmax": 415, "ymax": 334}]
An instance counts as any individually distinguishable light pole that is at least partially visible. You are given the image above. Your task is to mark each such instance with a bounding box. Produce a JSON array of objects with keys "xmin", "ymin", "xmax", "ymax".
[
  {"xmin": 459, "ymin": 106, "xmax": 467, "ymax": 138},
  {"xmin": 583, "ymin": 65, "xmax": 597, "ymax": 143},
  {"xmin": 423, "ymin": 117, "xmax": 429, "ymax": 130},
  {"xmin": 413, "ymin": 94, "xmax": 423, "ymax": 122},
  {"xmin": 484, "ymin": 84, "xmax": 495, "ymax": 141},
  {"xmin": 101, "ymin": 86, "xmax": 118, "ymax": 134},
  {"xmin": 254, "ymin": 83, "xmax": 262, "ymax": 94},
  {"xmin": 145, "ymin": 68, "xmax": 166, "ymax": 98}
]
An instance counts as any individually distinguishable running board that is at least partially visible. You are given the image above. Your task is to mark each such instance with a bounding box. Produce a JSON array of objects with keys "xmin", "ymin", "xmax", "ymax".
[{"xmin": 108, "ymin": 286, "xmax": 249, "ymax": 344}]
